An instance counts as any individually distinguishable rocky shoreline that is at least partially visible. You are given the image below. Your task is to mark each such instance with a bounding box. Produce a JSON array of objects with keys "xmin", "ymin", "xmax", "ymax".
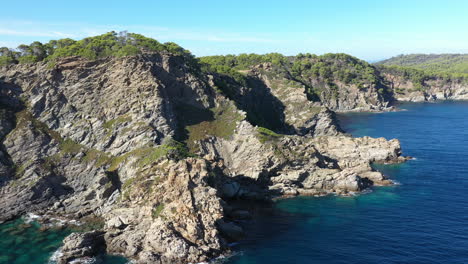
[
  {"xmin": 382, "ymin": 72, "xmax": 468, "ymax": 102},
  {"xmin": 0, "ymin": 52, "xmax": 460, "ymax": 264}
]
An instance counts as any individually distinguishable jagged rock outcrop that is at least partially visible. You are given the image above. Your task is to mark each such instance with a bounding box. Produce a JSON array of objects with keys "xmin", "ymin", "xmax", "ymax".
[
  {"xmin": 0, "ymin": 54, "xmax": 213, "ymax": 157},
  {"xmin": 0, "ymin": 53, "xmax": 216, "ymax": 221},
  {"xmin": 251, "ymin": 65, "xmax": 344, "ymax": 136},
  {"xmin": 383, "ymin": 73, "xmax": 468, "ymax": 102},
  {"xmin": 0, "ymin": 53, "xmax": 409, "ymax": 264},
  {"xmin": 200, "ymin": 120, "xmax": 406, "ymax": 197},
  {"xmin": 57, "ymin": 231, "xmax": 106, "ymax": 264},
  {"xmin": 209, "ymin": 64, "xmax": 345, "ymax": 136},
  {"xmin": 103, "ymin": 158, "xmax": 228, "ymax": 264},
  {"xmin": 203, "ymin": 54, "xmax": 397, "ymax": 115}
]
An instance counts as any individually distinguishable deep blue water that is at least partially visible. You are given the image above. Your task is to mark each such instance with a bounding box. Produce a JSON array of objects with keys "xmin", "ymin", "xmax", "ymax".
[
  {"xmin": 226, "ymin": 101, "xmax": 468, "ymax": 264},
  {"xmin": 2, "ymin": 101, "xmax": 468, "ymax": 264}
]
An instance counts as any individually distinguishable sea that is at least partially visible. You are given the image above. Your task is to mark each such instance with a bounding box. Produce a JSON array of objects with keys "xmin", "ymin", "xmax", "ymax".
[
  {"xmin": 1, "ymin": 101, "xmax": 468, "ymax": 264},
  {"xmin": 225, "ymin": 101, "xmax": 468, "ymax": 264}
]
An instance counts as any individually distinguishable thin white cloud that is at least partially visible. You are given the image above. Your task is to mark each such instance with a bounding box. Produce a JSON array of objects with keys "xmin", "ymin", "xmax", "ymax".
[
  {"xmin": 0, "ymin": 28, "xmax": 75, "ymax": 38},
  {"xmin": 0, "ymin": 40, "xmax": 22, "ymax": 48},
  {"xmin": 0, "ymin": 20, "xmax": 278, "ymax": 45}
]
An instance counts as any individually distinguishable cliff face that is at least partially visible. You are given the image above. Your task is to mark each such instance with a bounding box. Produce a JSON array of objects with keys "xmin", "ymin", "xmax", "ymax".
[
  {"xmin": 383, "ymin": 72, "xmax": 468, "ymax": 102},
  {"xmin": 200, "ymin": 120, "xmax": 405, "ymax": 197},
  {"xmin": 208, "ymin": 65, "xmax": 344, "ymax": 136},
  {"xmin": 0, "ymin": 54, "xmax": 408, "ymax": 264},
  {"xmin": 207, "ymin": 57, "xmax": 396, "ymax": 123}
]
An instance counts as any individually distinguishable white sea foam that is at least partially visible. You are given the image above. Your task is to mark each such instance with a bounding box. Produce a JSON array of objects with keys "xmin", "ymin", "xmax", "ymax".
[
  {"xmin": 23, "ymin": 212, "xmax": 41, "ymax": 223},
  {"xmin": 23, "ymin": 212, "xmax": 83, "ymax": 227},
  {"xmin": 70, "ymin": 257, "xmax": 97, "ymax": 264},
  {"xmin": 188, "ymin": 252, "xmax": 234, "ymax": 264},
  {"xmin": 45, "ymin": 217, "xmax": 83, "ymax": 227},
  {"xmin": 47, "ymin": 248, "xmax": 63, "ymax": 264},
  {"xmin": 390, "ymin": 179, "xmax": 402, "ymax": 185}
]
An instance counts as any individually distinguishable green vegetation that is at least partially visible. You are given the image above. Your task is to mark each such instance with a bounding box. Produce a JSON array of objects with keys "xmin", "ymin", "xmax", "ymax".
[
  {"xmin": 182, "ymin": 102, "xmax": 244, "ymax": 152},
  {"xmin": 0, "ymin": 31, "xmax": 196, "ymax": 66},
  {"xmin": 376, "ymin": 54, "xmax": 468, "ymax": 75},
  {"xmin": 107, "ymin": 138, "xmax": 190, "ymax": 171},
  {"xmin": 14, "ymin": 161, "xmax": 32, "ymax": 178},
  {"xmin": 60, "ymin": 138, "xmax": 84, "ymax": 154},
  {"xmin": 375, "ymin": 54, "xmax": 468, "ymax": 88},
  {"xmin": 137, "ymin": 138, "xmax": 190, "ymax": 167},
  {"xmin": 200, "ymin": 53, "xmax": 287, "ymax": 84},
  {"xmin": 11, "ymin": 110, "xmax": 111, "ymax": 172},
  {"xmin": 82, "ymin": 149, "xmax": 112, "ymax": 167},
  {"xmin": 290, "ymin": 53, "xmax": 379, "ymax": 86},
  {"xmin": 377, "ymin": 64, "xmax": 467, "ymax": 90},
  {"xmin": 102, "ymin": 115, "xmax": 132, "ymax": 130},
  {"xmin": 13, "ymin": 109, "xmax": 62, "ymax": 142},
  {"xmin": 201, "ymin": 53, "xmax": 383, "ymax": 100},
  {"xmin": 103, "ymin": 115, "xmax": 133, "ymax": 137},
  {"xmin": 152, "ymin": 203, "xmax": 165, "ymax": 218},
  {"xmin": 10, "ymin": 107, "xmax": 190, "ymax": 180},
  {"xmin": 256, "ymin": 127, "xmax": 282, "ymax": 143}
]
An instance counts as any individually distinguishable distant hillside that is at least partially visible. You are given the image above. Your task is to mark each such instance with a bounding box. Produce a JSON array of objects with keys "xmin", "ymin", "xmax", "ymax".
[{"xmin": 375, "ymin": 54, "xmax": 468, "ymax": 74}]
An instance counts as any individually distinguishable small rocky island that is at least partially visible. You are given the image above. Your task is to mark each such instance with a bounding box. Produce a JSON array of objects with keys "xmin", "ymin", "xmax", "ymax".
[{"xmin": 0, "ymin": 32, "xmax": 465, "ymax": 263}]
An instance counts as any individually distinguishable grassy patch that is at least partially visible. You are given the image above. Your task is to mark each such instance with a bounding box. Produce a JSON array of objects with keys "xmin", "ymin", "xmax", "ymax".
[
  {"xmin": 256, "ymin": 126, "xmax": 282, "ymax": 143},
  {"xmin": 11, "ymin": 109, "xmax": 123, "ymax": 171},
  {"xmin": 42, "ymin": 153, "xmax": 62, "ymax": 170},
  {"xmin": 107, "ymin": 151, "xmax": 137, "ymax": 172},
  {"xmin": 59, "ymin": 138, "xmax": 84, "ymax": 154},
  {"xmin": 14, "ymin": 161, "xmax": 32, "ymax": 178},
  {"xmin": 185, "ymin": 102, "xmax": 243, "ymax": 152},
  {"xmin": 82, "ymin": 149, "xmax": 111, "ymax": 167},
  {"xmin": 103, "ymin": 115, "xmax": 132, "ymax": 129},
  {"xmin": 136, "ymin": 147, "xmax": 169, "ymax": 167},
  {"xmin": 13, "ymin": 110, "xmax": 62, "ymax": 142},
  {"xmin": 107, "ymin": 138, "xmax": 189, "ymax": 171},
  {"xmin": 103, "ymin": 114, "xmax": 132, "ymax": 136},
  {"xmin": 152, "ymin": 203, "xmax": 164, "ymax": 218}
]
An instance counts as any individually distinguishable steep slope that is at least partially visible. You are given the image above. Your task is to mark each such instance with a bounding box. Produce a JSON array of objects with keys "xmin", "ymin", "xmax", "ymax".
[
  {"xmin": 378, "ymin": 66, "xmax": 468, "ymax": 102},
  {"xmin": 0, "ymin": 33, "xmax": 410, "ymax": 264},
  {"xmin": 201, "ymin": 53, "xmax": 394, "ymax": 114},
  {"xmin": 376, "ymin": 54, "xmax": 468, "ymax": 74},
  {"xmin": 374, "ymin": 54, "xmax": 468, "ymax": 102}
]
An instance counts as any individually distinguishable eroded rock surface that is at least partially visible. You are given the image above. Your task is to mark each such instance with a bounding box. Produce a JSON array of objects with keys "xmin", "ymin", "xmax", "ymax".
[
  {"xmin": 0, "ymin": 53, "xmax": 412, "ymax": 263},
  {"xmin": 200, "ymin": 120, "xmax": 405, "ymax": 197},
  {"xmin": 383, "ymin": 72, "xmax": 468, "ymax": 102}
]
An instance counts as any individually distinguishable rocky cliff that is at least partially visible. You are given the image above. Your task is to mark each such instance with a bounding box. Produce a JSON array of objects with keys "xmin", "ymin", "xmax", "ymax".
[
  {"xmin": 203, "ymin": 54, "xmax": 396, "ymax": 118},
  {"xmin": 0, "ymin": 53, "xmax": 408, "ymax": 264},
  {"xmin": 382, "ymin": 72, "xmax": 468, "ymax": 102}
]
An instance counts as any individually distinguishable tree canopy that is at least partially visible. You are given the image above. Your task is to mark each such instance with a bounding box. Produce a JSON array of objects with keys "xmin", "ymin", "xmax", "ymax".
[
  {"xmin": 375, "ymin": 54, "xmax": 468, "ymax": 83},
  {"xmin": 375, "ymin": 54, "xmax": 468, "ymax": 74},
  {"xmin": 0, "ymin": 31, "xmax": 195, "ymax": 66},
  {"xmin": 200, "ymin": 52, "xmax": 381, "ymax": 92}
]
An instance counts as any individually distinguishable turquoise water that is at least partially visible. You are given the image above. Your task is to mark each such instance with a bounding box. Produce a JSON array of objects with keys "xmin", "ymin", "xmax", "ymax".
[
  {"xmin": 0, "ymin": 218, "xmax": 128, "ymax": 264},
  {"xmin": 2, "ymin": 101, "xmax": 468, "ymax": 264},
  {"xmin": 226, "ymin": 101, "xmax": 468, "ymax": 264}
]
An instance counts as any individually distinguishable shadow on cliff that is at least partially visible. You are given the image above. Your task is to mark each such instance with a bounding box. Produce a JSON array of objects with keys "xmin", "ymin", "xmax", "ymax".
[
  {"xmin": 206, "ymin": 166, "xmax": 318, "ymax": 245},
  {"xmin": 0, "ymin": 79, "xmax": 23, "ymax": 186},
  {"xmin": 211, "ymin": 74, "xmax": 295, "ymax": 134},
  {"xmin": 172, "ymin": 103, "xmax": 215, "ymax": 143},
  {"xmin": 0, "ymin": 79, "xmax": 74, "ymax": 207}
]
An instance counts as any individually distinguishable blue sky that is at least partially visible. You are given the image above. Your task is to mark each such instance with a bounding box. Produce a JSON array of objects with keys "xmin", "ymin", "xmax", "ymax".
[{"xmin": 0, "ymin": 0, "xmax": 467, "ymax": 61}]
